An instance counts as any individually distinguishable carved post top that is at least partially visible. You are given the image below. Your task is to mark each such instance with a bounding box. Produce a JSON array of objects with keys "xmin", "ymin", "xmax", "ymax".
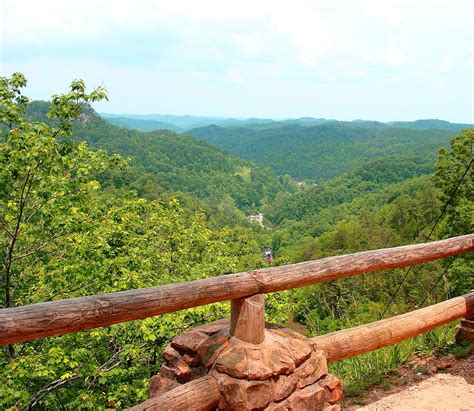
[{"xmin": 230, "ymin": 294, "xmax": 265, "ymax": 344}]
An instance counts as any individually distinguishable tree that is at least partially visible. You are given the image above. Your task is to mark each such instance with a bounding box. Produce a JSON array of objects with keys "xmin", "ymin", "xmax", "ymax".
[
  {"xmin": 434, "ymin": 129, "xmax": 473, "ymax": 295},
  {"xmin": 0, "ymin": 73, "xmax": 115, "ymax": 357}
]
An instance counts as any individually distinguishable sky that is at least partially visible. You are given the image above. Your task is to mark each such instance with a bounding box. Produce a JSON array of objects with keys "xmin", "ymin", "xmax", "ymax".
[{"xmin": 1, "ymin": 0, "xmax": 473, "ymax": 122}]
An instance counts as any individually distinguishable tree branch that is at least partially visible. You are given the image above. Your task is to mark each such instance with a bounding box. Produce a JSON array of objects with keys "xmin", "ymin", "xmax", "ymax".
[
  {"xmin": 11, "ymin": 232, "xmax": 65, "ymax": 263},
  {"xmin": 25, "ymin": 373, "xmax": 79, "ymax": 410}
]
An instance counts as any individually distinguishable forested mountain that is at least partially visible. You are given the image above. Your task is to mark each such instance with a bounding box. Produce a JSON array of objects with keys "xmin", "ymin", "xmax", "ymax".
[
  {"xmin": 265, "ymin": 156, "xmax": 435, "ymax": 224},
  {"xmin": 27, "ymin": 101, "xmax": 291, "ymax": 215},
  {"xmin": 106, "ymin": 116, "xmax": 184, "ymax": 133},
  {"xmin": 188, "ymin": 123, "xmax": 455, "ymax": 181},
  {"xmin": 388, "ymin": 119, "xmax": 473, "ymax": 131}
]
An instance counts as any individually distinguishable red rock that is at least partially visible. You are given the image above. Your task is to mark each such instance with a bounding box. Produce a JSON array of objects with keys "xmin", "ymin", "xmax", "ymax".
[
  {"xmin": 279, "ymin": 384, "xmax": 326, "ymax": 411},
  {"xmin": 182, "ymin": 352, "xmax": 200, "ymax": 367},
  {"xmin": 326, "ymin": 384, "xmax": 342, "ymax": 404},
  {"xmin": 295, "ymin": 351, "xmax": 328, "ymax": 389},
  {"xmin": 319, "ymin": 375, "xmax": 340, "ymax": 391},
  {"xmin": 264, "ymin": 401, "xmax": 288, "ymax": 411},
  {"xmin": 171, "ymin": 330, "xmax": 208, "ymax": 353},
  {"xmin": 273, "ymin": 373, "xmax": 298, "ymax": 402},
  {"xmin": 160, "ymin": 364, "xmax": 177, "ymax": 380},
  {"xmin": 215, "ymin": 345, "xmax": 248, "ymax": 379},
  {"xmin": 190, "ymin": 365, "xmax": 207, "ymax": 380},
  {"xmin": 269, "ymin": 328, "xmax": 318, "ymax": 351},
  {"xmin": 162, "ymin": 345, "xmax": 182, "ymax": 367},
  {"xmin": 175, "ymin": 360, "xmax": 193, "ymax": 383},
  {"xmin": 217, "ymin": 373, "xmax": 274, "ymax": 410},
  {"xmin": 160, "ymin": 360, "xmax": 193, "ymax": 383},
  {"xmin": 270, "ymin": 331, "xmax": 313, "ymax": 366},
  {"xmin": 246, "ymin": 347, "xmax": 274, "ymax": 380},
  {"xmin": 267, "ymin": 347, "xmax": 296, "ymax": 375},
  {"xmin": 216, "ymin": 340, "xmax": 298, "ymax": 380},
  {"xmin": 193, "ymin": 319, "xmax": 230, "ymax": 335},
  {"xmin": 248, "ymin": 346, "xmax": 296, "ymax": 379},
  {"xmin": 319, "ymin": 375, "xmax": 343, "ymax": 405},
  {"xmin": 436, "ymin": 356, "xmax": 454, "ymax": 370},
  {"xmin": 197, "ymin": 330, "xmax": 231, "ymax": 368},
  {"xmin": 282, "ymin": 336, "xmax": 312, "ymax": 367},
  {"xmin": 149, "ymin": 375, "xmax": 179, "ymax": 398}
]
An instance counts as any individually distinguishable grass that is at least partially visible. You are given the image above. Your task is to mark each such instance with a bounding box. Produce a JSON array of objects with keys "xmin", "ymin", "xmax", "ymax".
[{"xmin": 447, "ymin": 340, "xmax": 474, "ymax": 358}]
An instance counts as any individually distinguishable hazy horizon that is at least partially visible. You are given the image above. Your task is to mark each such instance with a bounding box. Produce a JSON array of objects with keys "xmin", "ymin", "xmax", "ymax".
[{"xmin": 99, "ymin": 111, "xmax": 472, "ymax": 124}]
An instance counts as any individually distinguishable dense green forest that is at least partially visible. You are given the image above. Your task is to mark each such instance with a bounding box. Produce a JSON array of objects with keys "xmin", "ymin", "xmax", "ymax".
[
  {"xmin": 1, "ymin": 74, "xmax": 472, "ymax": 409},
  {"xmin": 188, "ymin": 123, "xmax": 456, "ymax": 181}
]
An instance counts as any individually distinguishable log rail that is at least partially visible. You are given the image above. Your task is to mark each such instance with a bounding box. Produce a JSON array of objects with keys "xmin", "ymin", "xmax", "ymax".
[
  {"xmin": 313, "ymin": 291, "xmax": 474, "ymax": 362},
  {"xmin": 0, "ymin": 234, "xmax": 472, "ymax": 346}
]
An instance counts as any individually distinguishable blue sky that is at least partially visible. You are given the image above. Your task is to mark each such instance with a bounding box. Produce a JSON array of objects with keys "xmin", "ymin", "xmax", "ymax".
[{"xmin": 1, "ymin": 0, "xmax": 473, "ymax": 122}]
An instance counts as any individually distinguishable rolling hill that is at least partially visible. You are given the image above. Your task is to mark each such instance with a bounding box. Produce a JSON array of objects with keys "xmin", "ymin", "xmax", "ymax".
[{"xmin": 187, "ymin": 123, "xmax": 456, "ymax": 181}]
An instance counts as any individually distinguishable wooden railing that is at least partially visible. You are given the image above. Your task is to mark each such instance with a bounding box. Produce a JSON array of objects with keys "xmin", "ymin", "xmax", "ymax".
[
  {"xmin": 313, "ymin": 291, "xmax": 474, "ymax": 361},
  {"xmin": 1, "ymin": 234, "xmax": 472, "ymax": 346},
  {"xmin": 0, "ymin": 234, "xmax": 473, "ymax": 410}
]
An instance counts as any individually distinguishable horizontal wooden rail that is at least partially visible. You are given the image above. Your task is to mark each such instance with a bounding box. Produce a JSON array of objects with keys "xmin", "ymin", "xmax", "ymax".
[
  {"xmin": 312, "ymin": 291, "xmax": 474, "ymax": 362},
  {"xmin": 127, "ymin": 375, "xmax": 219, "ymax": 411},
  {"xmin": 0, "ymin": 234, "xmax": 472, "ymax": 346}
]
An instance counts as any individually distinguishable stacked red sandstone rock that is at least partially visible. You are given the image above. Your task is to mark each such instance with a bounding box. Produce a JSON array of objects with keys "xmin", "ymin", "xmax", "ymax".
[{"xmin": 150, "ymin": 319, "xmax": 342, "ymax": 410}]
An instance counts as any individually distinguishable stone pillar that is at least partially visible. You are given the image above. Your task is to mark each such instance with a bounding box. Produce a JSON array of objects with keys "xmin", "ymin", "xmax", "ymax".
[
  {"xmin": 455, "ymin": 313, "xmax": 474, "ymax": 343},
  {"xmin": 149, "ymin": 320, "xmax": 342, "ymax": 410}
]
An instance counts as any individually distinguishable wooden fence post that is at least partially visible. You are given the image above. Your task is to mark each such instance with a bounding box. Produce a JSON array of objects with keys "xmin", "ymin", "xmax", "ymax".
[{"xmin": 230, "ymin": 294, "xmax": 265, "ymax": 344}]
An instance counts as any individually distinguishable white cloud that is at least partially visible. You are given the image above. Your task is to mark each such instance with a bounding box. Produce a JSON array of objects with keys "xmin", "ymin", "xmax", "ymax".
[
  {"xmin": 386, "ymin": 46, "xmax": 406, "ymax": 66},
  {"xmin": 226, "ymin": 69, "xmax": 243, "ymax": 83},
  {"xmin": 440, "ymin": 56, "xmax": 453, "ymax": 70},
  {"xmin": 232, "ymin": 34, "xmax": 261, "ymax": 58},
  {"xmin": 359, "ymin": 2, "xmax": 405, "ymax": 26}
]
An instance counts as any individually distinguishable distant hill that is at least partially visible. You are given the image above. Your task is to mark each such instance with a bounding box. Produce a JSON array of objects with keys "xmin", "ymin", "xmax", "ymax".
[
  {"xmin": 187, "ymin": 123, "xmax": 456, "ymax": 182},
  {"xmin": 100, "ymin": 113, "xmax": 229, "ymax": 130},
  {"xmin": 387, "ymin": 119, "xmax": 473, "ymax": 131},
  {"xmin": 101, "ymin": 113, "xmax": 471, "ymax": 133},
  {"xmin": 106, "ymin": 116, "xmax": 184, "ymax": 133}
]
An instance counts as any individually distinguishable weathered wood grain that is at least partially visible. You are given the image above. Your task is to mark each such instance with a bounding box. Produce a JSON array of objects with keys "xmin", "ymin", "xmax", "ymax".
[
  {"xmin": 0, "ymin": 234, "xmax": 472, "ymax": 346},
  {"xmin": 0, "ymin": 273, "xmax": 259, "ymax": 346},
  {"xmin": 127, "ymin": 375, "xmax": 219, "ymax": 411},
  {"xmin": 312, "ymin": 291, "xmax": 474, "ymax": 362},
  {"xmin": 230, "ymin": 294, "xmax": 265, "ymax": 343}
]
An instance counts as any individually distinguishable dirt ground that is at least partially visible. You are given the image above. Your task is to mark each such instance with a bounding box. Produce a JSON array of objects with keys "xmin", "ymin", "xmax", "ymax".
[{"xmin": 345, "ymin": 352, "xmax": 474, "ymax": 410}]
